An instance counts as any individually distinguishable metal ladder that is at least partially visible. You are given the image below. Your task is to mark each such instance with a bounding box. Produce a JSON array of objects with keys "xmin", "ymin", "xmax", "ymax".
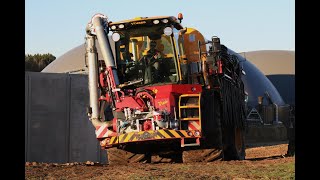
[{"xmin": 179, "ymin": 94, "xmax": 201, "ymax": 147}]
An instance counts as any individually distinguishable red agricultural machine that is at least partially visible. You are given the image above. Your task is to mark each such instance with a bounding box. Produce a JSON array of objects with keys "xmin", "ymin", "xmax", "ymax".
[{"xmin": 85, "ymin": 13, "xmax": 247, "ymax": 164}]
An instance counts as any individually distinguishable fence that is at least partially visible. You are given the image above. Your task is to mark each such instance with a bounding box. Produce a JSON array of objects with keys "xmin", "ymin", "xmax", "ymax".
[{"xmin": 25, "ymin": 72, "xmax": 107, "ymax": 163}]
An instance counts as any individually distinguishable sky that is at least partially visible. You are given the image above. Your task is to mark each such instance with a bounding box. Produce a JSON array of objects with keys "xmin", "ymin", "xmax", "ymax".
[{"xmin": 25, "ymin": 0, "xmax": 295, "ymax": 58}]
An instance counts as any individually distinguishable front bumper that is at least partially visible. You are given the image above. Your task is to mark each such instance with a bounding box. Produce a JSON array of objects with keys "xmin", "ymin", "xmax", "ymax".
[{"xmin": 100, "ymin": 129, "xmax": 201, "ymax": 148}]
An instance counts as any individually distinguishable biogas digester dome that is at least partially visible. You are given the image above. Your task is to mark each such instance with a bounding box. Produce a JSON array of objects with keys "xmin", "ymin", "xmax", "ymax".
[
  {"xmin": 229, "ymin": 50, "xmax": 286, "ymax": 107},
  {"xmin": 42, "ymin": 39, "xmax": 115, "ymax": 74},
  {"xmin": 239, "ymin": 50, "xmax": 295, "ymax": 106}
]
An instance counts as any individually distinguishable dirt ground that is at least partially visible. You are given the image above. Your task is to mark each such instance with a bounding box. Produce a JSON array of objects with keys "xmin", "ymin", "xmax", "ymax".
[{"xmin": 25, "ymin": 143, "xmax": 294, "ymax": 179}]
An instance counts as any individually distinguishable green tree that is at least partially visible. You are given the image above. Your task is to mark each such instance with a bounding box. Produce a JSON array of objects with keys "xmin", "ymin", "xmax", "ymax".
[{"xmin": 25, "ymin": 53, "xmax": 56, "ymax": 72}]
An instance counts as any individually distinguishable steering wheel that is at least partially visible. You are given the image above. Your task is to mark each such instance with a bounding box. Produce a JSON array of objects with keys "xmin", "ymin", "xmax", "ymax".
[{"xmin": 125, "ymin": 60, "xmax": 135, "ymax": 68}]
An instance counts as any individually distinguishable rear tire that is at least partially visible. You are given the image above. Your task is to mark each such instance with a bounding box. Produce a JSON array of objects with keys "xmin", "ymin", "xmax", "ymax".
[
  {"xmin": 201, "ymin": 89, "xmax": 245, "ymax": 161},
  {"xmin": 222, "ymin": 127, "xmax": 245, "ymax": 160},
  {"xmin": 107, "ymin": 147, "xmax": 148, "ymax": 165}
]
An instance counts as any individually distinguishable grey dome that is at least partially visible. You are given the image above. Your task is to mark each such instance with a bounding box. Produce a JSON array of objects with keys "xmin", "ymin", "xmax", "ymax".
[
  {"xmin": 42, "ymin": 44, "xmax": 87, "ymax": 73},
  {"xmin": 42, "ymin": 38, "xmax": 115, "ymax": 74},
  {"xmin": 227, "ymin": 49, "xmax": 286, "ymax": 108},
  {"xmin": 238, "ymin": 50, "xmax": 295, "ymax": 105},
  {"xmin": 241, "ymin": 60, "xmax": 285, "ymax": 107},
  {"xmin": 238, "ymin": 50, "xmax": 294, "ymax": 75}
]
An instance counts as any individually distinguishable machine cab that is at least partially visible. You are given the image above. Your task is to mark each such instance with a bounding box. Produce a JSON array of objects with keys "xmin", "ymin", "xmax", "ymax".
[{"xmin": 109, "ymin": 16, "xmax": 185, "ymax": 87}]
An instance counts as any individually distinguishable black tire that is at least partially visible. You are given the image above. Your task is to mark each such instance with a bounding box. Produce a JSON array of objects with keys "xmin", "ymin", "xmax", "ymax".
[
  {"xmin": 211, "ymin": 84, "xmax": 246, "ymax": 161},
  {"xmin": 107, "ymin": 147, "xmax": 148, "ymax": 165},
  {"xmin": 222, "ymin": 127, "xmax": 246, "ymax": 160},
  {"xmin": 182, "ymin": 148, "xmax": 222, "ymax": 163},
  {"xmin": 152, "ymin": 152, "xmax": 182, "ymax": 163}
]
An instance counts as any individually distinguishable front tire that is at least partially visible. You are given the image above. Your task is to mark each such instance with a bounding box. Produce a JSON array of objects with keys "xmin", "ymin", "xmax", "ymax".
[
  {"xmin": 107, "ymin": 147, "xmax": 148, "ymax": 165},
  {"xmin": 182, "ymin": 148, "xmax": 222, "ymax": 163},
  {"xmin": 152, "ymin": 151, "xmax": 182, "ymax": 163}
]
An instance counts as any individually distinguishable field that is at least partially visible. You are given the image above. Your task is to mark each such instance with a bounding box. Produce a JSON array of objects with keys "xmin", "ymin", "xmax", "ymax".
[{"xmin": 25, "ymin": 143, "xmax": 294, "ymax": 179}]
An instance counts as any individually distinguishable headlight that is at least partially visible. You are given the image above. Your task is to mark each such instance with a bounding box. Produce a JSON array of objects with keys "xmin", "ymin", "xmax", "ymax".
[
  {"xmin": 153, "ymin": 20, "xmax": 160, "ymax": 24},
  {"xmin": 112, "ymin": 33, "xmax": 121, "ymax": 42},
  {"xmin": 111, "ymin": 25, "xmax": 117, "ymax": 30},
  {"xmin": 118, "ymin": 24, "xmax": 125, "ymax": 29},
  {"xmin": 164, "ymin": 27, "xmax": 173, "ymax": 36},
  {"xmin": 162, "ymin": 19, "xmax": 168, "ymax": 23}
]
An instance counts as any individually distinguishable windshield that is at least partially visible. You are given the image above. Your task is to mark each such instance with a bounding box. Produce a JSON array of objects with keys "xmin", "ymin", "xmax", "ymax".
[{"xmin": 115, "ymin": 28, "xmax": 178, "ymax": 87}]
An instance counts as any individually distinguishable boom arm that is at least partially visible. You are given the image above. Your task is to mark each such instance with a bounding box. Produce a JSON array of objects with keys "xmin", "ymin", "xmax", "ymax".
[{"xmin": 85, "ymin": 14, "xmax": 118, "ymax": 137}]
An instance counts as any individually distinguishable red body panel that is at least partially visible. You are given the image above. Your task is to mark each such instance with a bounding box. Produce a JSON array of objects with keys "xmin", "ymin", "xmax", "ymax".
[
  {"xmin": 143, "ymin": 84, "xmax": 202, "ymax": 113},
  {"xmin": 113, "ymin": 84, "xmax": 203, "ymax": 112},
  {"xmin": 116, "ymin": 96, "xmax": 143, "ymax": 110}
]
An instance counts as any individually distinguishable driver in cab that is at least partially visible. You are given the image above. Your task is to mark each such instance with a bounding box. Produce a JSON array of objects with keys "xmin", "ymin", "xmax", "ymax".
[
  {"xmin": 143, "ymin": 40, "xmax": 164, "ymax": 83},
  {"xmin": 145, "ymin": 40, "xmax": 162, "ymax": 64}
]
